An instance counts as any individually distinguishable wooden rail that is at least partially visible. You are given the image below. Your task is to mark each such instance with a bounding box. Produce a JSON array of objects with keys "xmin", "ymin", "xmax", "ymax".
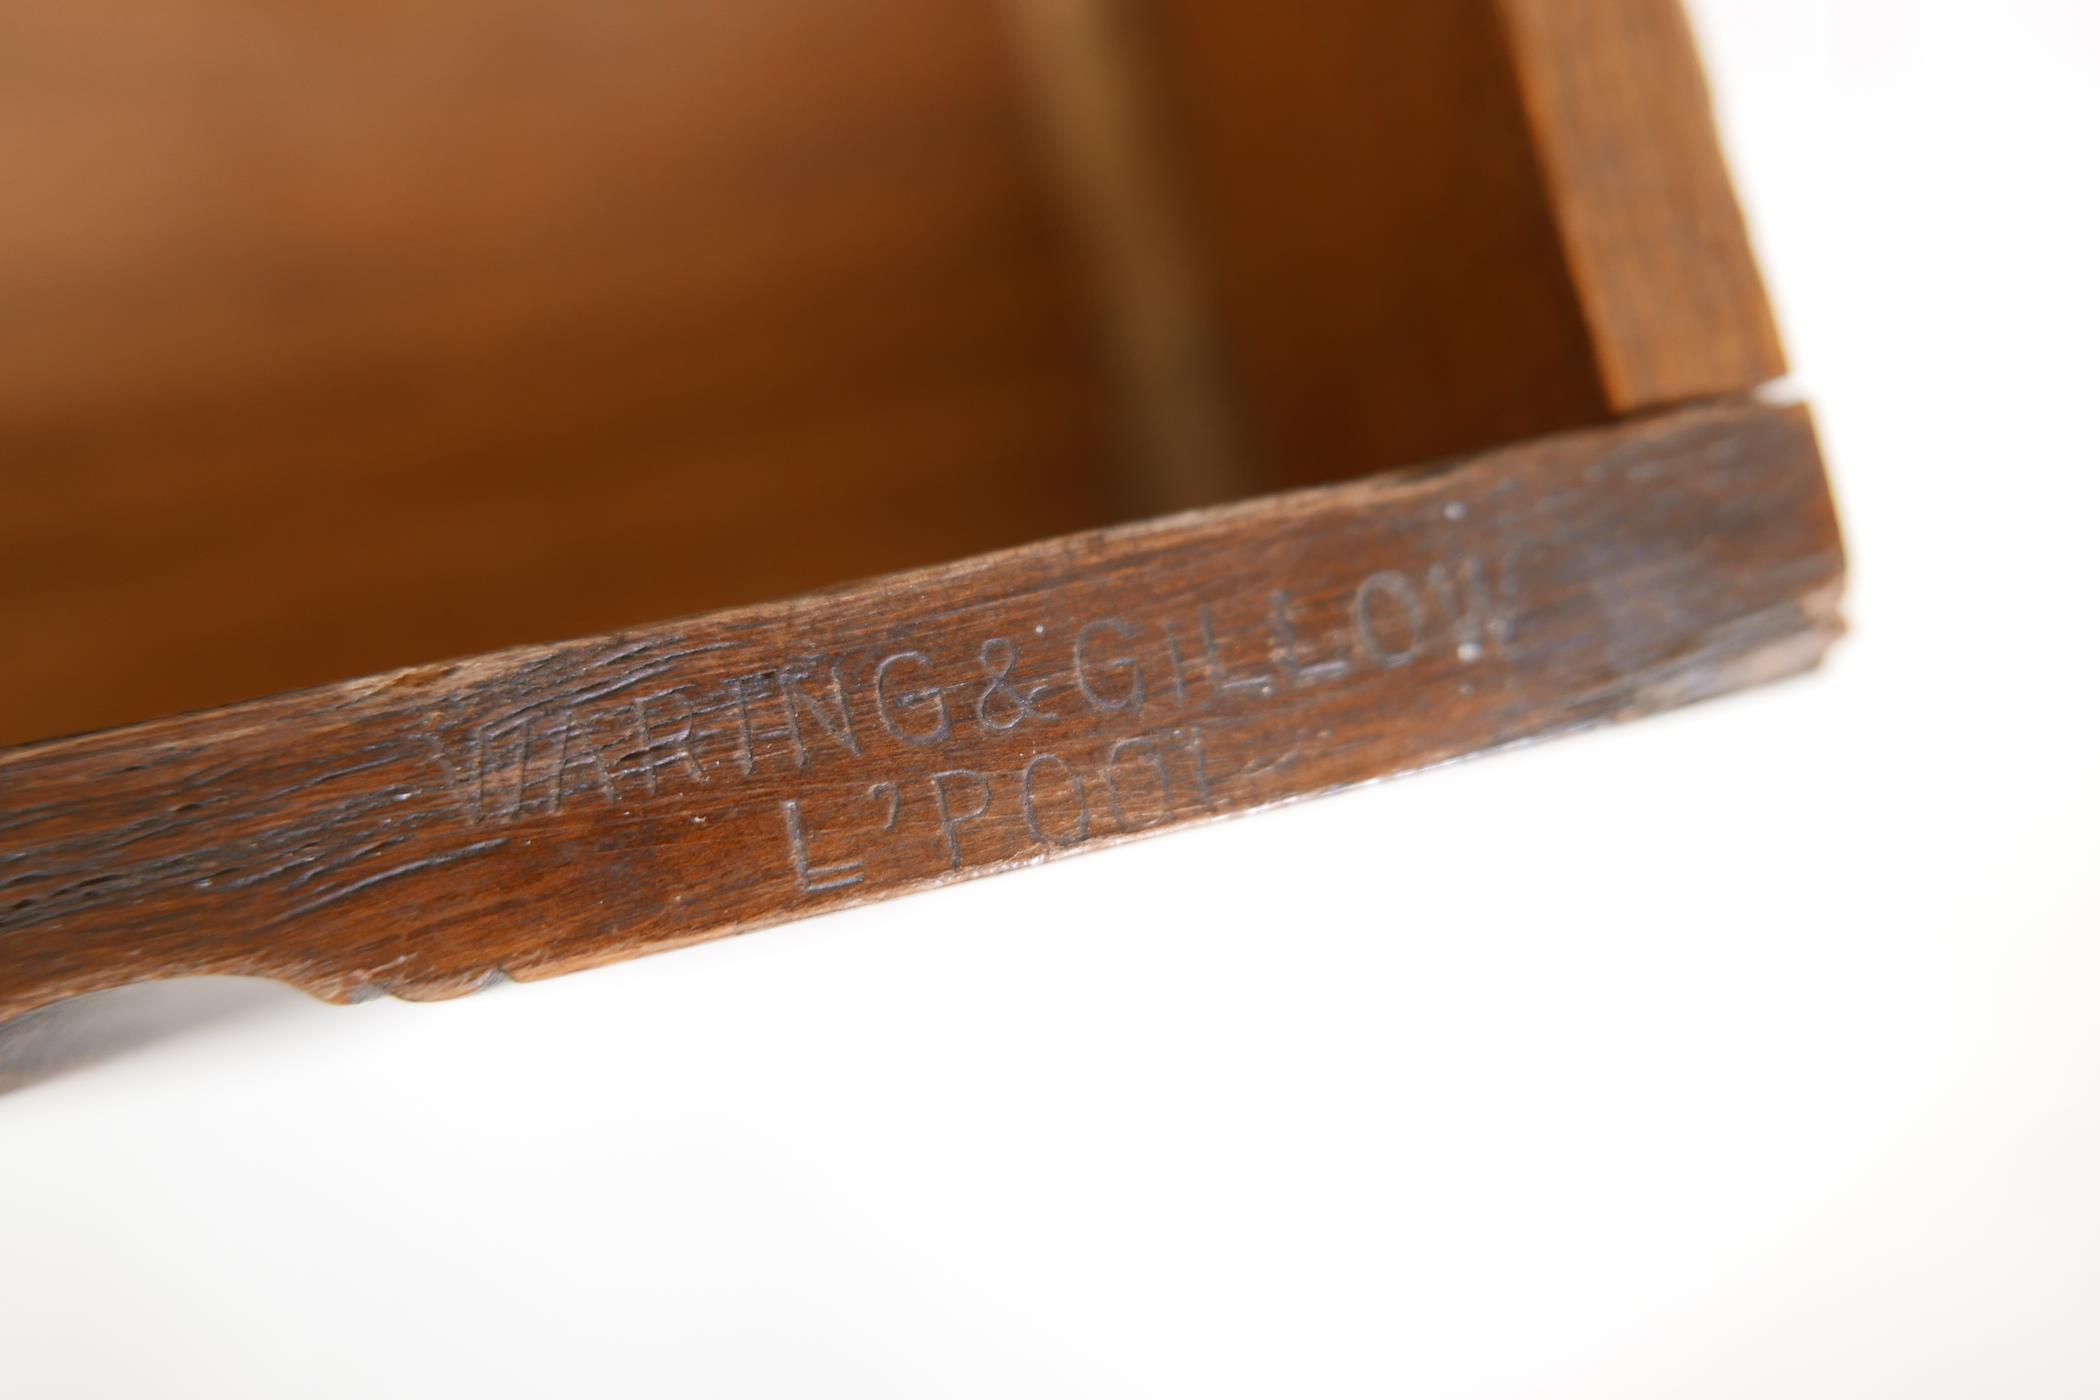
[{"xmin": 0, "ymin": 399, "xmax": 1843, "ymax": 1019}]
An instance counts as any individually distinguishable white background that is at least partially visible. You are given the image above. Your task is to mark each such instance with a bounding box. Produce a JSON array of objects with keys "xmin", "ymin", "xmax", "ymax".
[{"xmin": 5, "ymin": 1, "xmax": 2098, "ymax": 1393}]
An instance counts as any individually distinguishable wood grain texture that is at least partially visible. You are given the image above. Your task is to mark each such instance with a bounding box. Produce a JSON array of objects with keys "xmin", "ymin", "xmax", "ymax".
[
  {"xmin": 1005, "ymin": 0, "xmax": 1253, "ymax": 514},
  {"xmin": 1136, "ymin": 0, "xmax": 1615, "ymax": 491},
  {"xmin": 0, "ymin": 0, "xmax": 1787, "ymax": 750},
  {"xmin": 0, "ymin": 400, "xmax": 1845, "ymax": 1021},
  {"xmin": 0, "ymin": 0, "xmax": 1129, "ymax": 747},
  {"xmin": 1496, "ymin": 0, "xmax": 1788, "ymax": 408}
]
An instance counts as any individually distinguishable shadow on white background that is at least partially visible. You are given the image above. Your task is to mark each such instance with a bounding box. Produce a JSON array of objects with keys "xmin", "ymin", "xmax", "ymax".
[{"xmin": 0, "ymin": 978, "xmax": 308, "ymax": 1095}]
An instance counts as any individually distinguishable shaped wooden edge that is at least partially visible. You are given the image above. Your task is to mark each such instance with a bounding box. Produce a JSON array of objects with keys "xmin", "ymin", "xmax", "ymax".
[
  {"xmin": 1010, "ymin": 0, "xmax": 1786, "ymax": 504},
  {"xmin": 0, "ymin": 397, "xmax": 1845, "ymax": 1022},
  {"xmin": 1496, "ymin": 0, "xmax": 1788, "ymax": 408}
]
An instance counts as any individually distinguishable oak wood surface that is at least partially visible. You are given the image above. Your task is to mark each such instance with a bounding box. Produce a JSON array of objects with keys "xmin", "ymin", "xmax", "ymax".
[
  {"xmin": 1496, "ymin": 0, "xmax": 1788, "ymax": 407},
  {"xmin": 0, "ymin": 0, "xmax": 1129, "ymax": 746},
  {"xmin": 1133, "ymin": 0, "xmax": 1614, "ymax": 491},
  {"xmin": 0, "ymin": 400, "xmax": 1844, "ymax": 1021},
  {"xmin": 3, "ymin": 0, "xmax": 1784, "ymax": 749}
]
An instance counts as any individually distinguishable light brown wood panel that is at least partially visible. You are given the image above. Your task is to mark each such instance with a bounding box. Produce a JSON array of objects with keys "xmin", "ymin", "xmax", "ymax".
[
  {"xmin": 1135, "ymin": 0, "xmax": 1615, "ymax": 490},
  {"xmin": 1497, "ymin": 0, "xmax": 1787, "ymax": 407},
  {"xmin": 0, "ymin": 0, "xmax": 1790, "ymax": 750},
  {"xmin": 0, "ymin": 0, "xmax": 1126, "ymax": 745}
]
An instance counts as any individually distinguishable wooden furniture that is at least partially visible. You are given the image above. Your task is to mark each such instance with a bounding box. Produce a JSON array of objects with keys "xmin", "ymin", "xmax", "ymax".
[{"xmin": 0, "ymin": 0, "xmax": 1841, "ymax": 1020}]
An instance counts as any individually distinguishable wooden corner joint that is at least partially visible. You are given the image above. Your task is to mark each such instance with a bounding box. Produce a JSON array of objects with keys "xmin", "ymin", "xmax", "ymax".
[{"xmin": 0, "ymin": 398, "xmax": 1845, "ymax": 1021}]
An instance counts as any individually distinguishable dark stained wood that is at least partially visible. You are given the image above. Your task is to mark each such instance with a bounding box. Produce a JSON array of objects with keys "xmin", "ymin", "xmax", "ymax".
[
  {"xmin": 1, "ymin": 0, "xmax": 1786, "ymax": 750},
  {"xmin": 0, "ymin": 400, "xmax": 1845, "ymax": 1022}
]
